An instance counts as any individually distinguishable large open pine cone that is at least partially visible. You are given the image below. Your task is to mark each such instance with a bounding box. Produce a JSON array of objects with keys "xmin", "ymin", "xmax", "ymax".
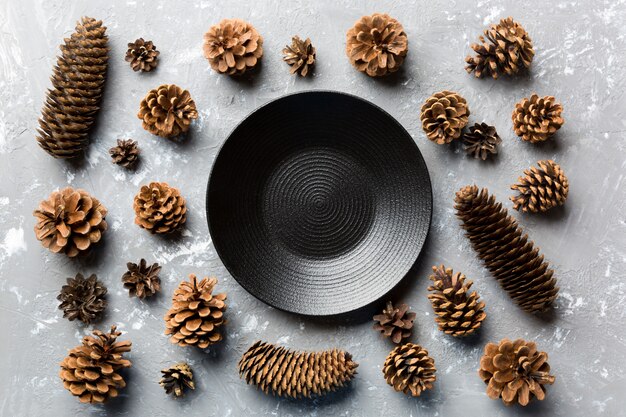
[
  {"xmin": 133, "ymin": 182, "xmax": 187, "ymax": 234},
  {"xmin": 283, "ymin": 36, "xmax": 316, "ymax": 77},
  {"xmin": 122, "ymin": 259, "xmax": 161, "ymax": 299},
  {"xmin": 383, "ymin": 343, "xmax": 436, "ymax": 397},
  {"xmin": 59, "ymin": 325, "xmax": 131, "ymax": 404},
  {"xmin": 479, "ymin": 338, "xmax": 555, "ymax": 406},
  {"xmin": 420, "ymin": 91, "xmax": 470, "ymax": 144},
  {"xmin": 203, "ymin": 19, "xmax": 263, "ymax": 75},
  {"xmin": 125, "ymin": 38, "xmax": 159, "ymax": 72},
  {"xmin": 463, "ymin": 123, "xmax": 501, "ymax": 160},
  {"xmin": 239, "ymin": 340, "xmax": 358, "ymax": 399},
  {"xmin": 57, "ymin": 273, "xmax": 107, "ymax": 324},
  {"xmin": 160, "ymin": 362, "xmax": 195, "ymax": 397},
  {"xmin": 373, "ymin": 301, "xmax": 416, "ymax": 344},
  {"xmin": 33, "ymin": 187, "xmax": 108, "ymax": 257},
  {"xmin": 138, "ymin": 84, "xmax": 198, "ymax": 138},
  {"xmin": 346, "ymin": 13, "xmax": 408, "ymax": 77},
  {"xmin": 511, "ymin": 160, "xmax": 569, "ymax": 213},
  {"xmin": 512, "ymin": 94, "xmax": 564, "ymax": 143}
]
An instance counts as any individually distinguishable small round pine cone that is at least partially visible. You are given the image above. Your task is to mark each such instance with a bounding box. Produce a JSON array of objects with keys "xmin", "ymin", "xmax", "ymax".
[
  {"xmin": 511, "ymin": 160, "xmax": 569, "ymax": 213},
  {"xmin": 57, "ymin": 273, "xmax": 107, "ymax": 324},
  {"xmin": 512, "ymin": 94, "xmax": 564, "ymax": 143},
  {"xmin": 420, "ymin": 91, "xmax": 470, "ymax": 144},
  {"xmin": 203, "ymin": 19, "xmax": 263, "ymax": 75},
  {"xmin": 137, "ymin": 84, "xmax": 198, "ymax": 138},
  {"xmin": 125, "ymin": 38, "xmax": 159, "ymax": 72},
  {"xmin": 160, "ymin": 363, "xmax": 195, "ymax": 397},
  {"xmin": 133, "ymin": 182, "xmax": 187, "ymax": 234},
  {"xmin": 283, "ymin": 36, "xmax": 316, "ymax": 77},
  {"xmin": 463, "ymin": 123, "xmax": 501, "ymax": 160},
  {"xmin": 373, "ymin": 301, "xmax": 416, "ymax": 344},
  {"xmin": 122, "ymin": 259, "xmax": 161, "ymax": 299},
  {"xmin": 109, "ymin": 139, "xmax": 139, "ymax": 168},
  {"xmin": 383, "ymin": 343, "xmax": 436, "ymax": 397}
]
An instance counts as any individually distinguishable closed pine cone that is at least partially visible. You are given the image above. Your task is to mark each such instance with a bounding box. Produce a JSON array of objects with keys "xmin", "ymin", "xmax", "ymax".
[
  {"xmin": 33, "ymin": 187, "xmax": 108, "ymax": 257},
  {"xmin": 160, "ymin": 363, "xmax": 195, "ymax": 397},
  {"xmin": 122, "ymin": 259, "xmax": 161, "ymax": 299},
  {"xmin": 345, "ymin": 13, "xmax": 408, "ymax": 77},
  {"xmin": 454, "ymin": 185, "xmax": 559, "ymax": 312},
  {"xmin": 125, "ymin": 38, "xmax": 159, "ymax": 72},
  {"xmin": 512, "ymin": 94, "xmax": 564, "ymax": 143},
  {"xmin": 465, "ymin": 17, "xmax": 534, "ymax": 79},
  {"xmin": 427, "ymin": 265, "xmax": 486, "ymax": 337},
  {"xmin": 239, "ymin": 340, "xmax": 358, "ymax": 399},
  {"xmin": 479, "ymin": 338, "xmax": 555, "ymax": 406},
  {"xmin": 133, "ymin": 182, "xmax": 187, "ymax": 234},
  {"xmin": 59, "ymin": 325, "xmax": 131, "ymax": 404},
  {"xmin": 511, "ymin": 160, "xmax": 569, "ymax": 213},
  {"xmin": 373, "ymin": 301, "xmax": 416, "ymax": 344},
  {"xmin": 57, "ymin": 273, "xmax": 107, "ymax": 324},
  {"xmin": 109, "ymin": 139, "xmax": 139, "ymax": 168},
  {"xmin": 463, "ymin": 123, "xmax": 501, "ymax": 160},
  {"xmin": 164, "ymin": 274, "xmax": 227, "ymax": 349},
  {"xmin": 203, "ymin": 19, "xmax": 263, "ymax": 75},
  {"xmin": 420, "ymin": 91, "xmax": 470, "ymax": 144},
  {"xmin": 283, "ymin": 36, "xmax": 316, "ymax": 76},
  {"xmin": 383, "ymin": 343, "xmax": 436, "ymax": 397},
  {"xmin": 138, "ymin": 84, "xmax": 198, "ymax": 138},
  {"xmin": 37, "ymin": 17, "xmax": 108, "ymax": 158}
]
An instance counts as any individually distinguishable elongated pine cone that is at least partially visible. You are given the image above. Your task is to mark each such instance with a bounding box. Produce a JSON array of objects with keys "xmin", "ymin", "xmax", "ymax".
[
  {"xmin": 283, "ymin": 36, "xmax": 316, "ymax": 77},
  {"xmin": 57, "ymin": 273, "xmax": 107, "ymax": 324},
  {"xmin": 59, "ymin": 325, "xmax": 131, "ymax": 404},
  {"xmin": 36, "ymin": 17, "xmax": 108, "ymax": 158},
  {"xmin": 373, "ymin": 301, "xmax": 416, "ymax": 344},
  {"xmin": 383, "ymin": 343, "xmax": 436, "ymax": 397},
  {"xmin": 160, "ymin": 363, "xmax": 195, "ymax": 397},
  {"xmin": 427, "ymin": 265, "xmax": 486, "ymax": 337},
  {"xmin": 479, "ymin": 338, "xmax": 555, "ymax": 406},
  {"xmin": 511, "ymin": 160, "xmax": 569, "ymax": 213},
  {"xmin": 454, "ymin": 186, "xmax": 559, "ymax": 312},
  {"xmin": 122, "ymin": 259, "xmax": 161, "ymax": 299},
  {"xmin": 203, "ymin": 19, "xmax": 263, "ymax": 75},
  {"xmin": 421, "ymin": 91, "xmax": 470, "ymax": 144},
  {"xmin": 512, "ymin": 94, "xmax": 564, "ymax": 143},
  {"xmin": 465, "ymin": 17, "xmax": 534, "ymax": 79},
  {"xmin": 109, "ymin": 139, "xmax": 139, "ymax": 168},
  {"xmin": 125, "ymin": 38, "xmax": 159, "ymax": 72},
  {"xmin": 33, "ymin": 187, "xmax": 108, "ymax": 257},
  {"xmin": 133, "ymin": 182, "xmax": 187, "ymax": 234},
  {"xmin": 239, "ymin": 341, "xmax": 358, "ymax": 399},
  {"xmin": 164, "ymin": 274, "xmax": 227, "ymax": 349},
  {"xmin": 138, "ymin": 84, "xmax": 198, "ymax": 138},
  {"xmin": 463, "ymin": 122, "xmax": 501, "ymax": 160},
  {"xmin": 346, "ymin": 13, "xmax": 408, "ymax": 77}
]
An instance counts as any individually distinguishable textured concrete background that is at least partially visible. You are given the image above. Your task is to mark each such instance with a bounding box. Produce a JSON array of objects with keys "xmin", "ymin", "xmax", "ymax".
[{"xmin": 1, "ymin": 0, "xmax": 625, "ymax": 415}]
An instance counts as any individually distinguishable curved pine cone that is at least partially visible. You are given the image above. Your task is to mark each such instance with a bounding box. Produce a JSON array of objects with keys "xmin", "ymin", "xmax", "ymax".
[
  {"xmin": 479, "ymin": 338, "xmax": 555, "ymax": 406},
  {"xmin": 372, "ymin": 301, "xmax": 416, "ymax": 344},
  {"xmin": 239, "ymin": 341, "xmax": 358, "ymax": 399},
  {"xmin": 511, "ymin": 160, "xmax": 569, "ymax": 213},
  {"xmin": 420, "ymin": 91, "xmax": 470, "ymax": 144},
  {"xmin": 164, "ymin": 274, "xmax": 227, "ymax": 349},
  {"xmin": 133, "ymin": 182, "xmax": 187, "ymax": 234},
  {"xmin": 57, "ymin": 273, "xmax": 107, "ymax": 323},
  {"xmin": 203, "ymin": 19, "xmax": 263, "ymax": 75},
  {"xmin": 137, "ymin": 84, "xmax": 198, "ymax": 138},
  {"xmin": 512, "ymin": 94, "xmax": 564, "ymax": 143},
  {"xmin": 283, "ymin": 36, "xmax": 316, "ymax": 77},
  {"xmin": 125, "ymin": 38, "xmax": 159, "ymax": 72},
  {"xmin": 33, "ymin": 187, "xmax": 107, "ymax": 257},
  {"xmin": 37, "ymin": 17, "xmax": 108, "ymax": 158},
  {"xmin": 346, "ymin": 13, "xmax": 408, "ymax": 77},
  {"xmin": 383, "ymin": 343, "xmax": 436, "ymax": 397}
]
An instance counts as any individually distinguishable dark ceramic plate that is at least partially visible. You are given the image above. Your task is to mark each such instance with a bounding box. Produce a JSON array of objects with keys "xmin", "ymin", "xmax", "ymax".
[{"xmin": 207, "ymin": 91, "xmax": 432, "ymax": 316}]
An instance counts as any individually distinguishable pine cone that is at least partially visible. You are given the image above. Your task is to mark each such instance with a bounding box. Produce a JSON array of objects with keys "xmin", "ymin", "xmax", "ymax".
[
  {"xmin": 137, "ymin": 84, "xmax": 198, "ymax": 138},
  {"xmin": 465, "ymin": 17, "xmax": 534, "ymax": 79},
  {"xmin": 133, "ymin": 182, "xmax": 187, "ymax": 234},
  {"xmin": 427, "ymin": 265, "xmax": 486, "ymax": 337},
  {"xmin": 164, "ymin": 274, "xmax": 227, "ymax": 349},
  {"xmin": 57, "ymin": 273, "xmax": 107, "ymax": 324},
  {"xmin": 59, "ymin": 325, "xmax": 131, "ymax": 404},
  {"xmin": 33, "ymin": 187, "xmax": 108, "ymax": 257},
  {"xmin": 512, "ymin": 94, "xmax": 564, "ymax": 143},
  {"xmin": 160, "ymin": 363, "xmax": 195, "ymax": 397},
  {"xmin": 383, "ymin": 343, "xmax": 436, "ymax": 397},
  {"xmin": 203, "ymin": 19, "xmax": 263, "ymax": 75},
  {"xmin": 109, "ymin": 139, "xmax": 139, "ymax": 168},
  {"xmin": 479, "ymin": 338, "xmax": 555, "ymax": 406},
  {"xmin": 420, "ymin": 91, "xmax": 470, "ymax": 144},
  {"xmin": 373, "ymin": 301, "xmax": 416, "ymax": 344},
  {"xmin": 36, "ymin": 17, "xmax": 108, "ymax": 159},
  {"xmin": 122, "ymin": 259, "xmax": 161, "ymax": 299},
  {"xmin": 125, "ymin": 38, "xmax": 159, "ymax": 72},
  {"xmin": 345, "ymin": 13, "xmax": 408, "ymax": 77},
  {"xmin": 511, "ymin": 160, "xmax": 569, "ymax": 213},
  {"xmin": 282, "ymin": 36, "xmax": 316, "ymax": 77},
  {"xmin": 454, "ymin": 186, "xmax": 559, "ymax": 312},
  {"xmin": 463, "ymin": 123, "xmax": 501, "ymax": 160},
  {"xmin": 239, "ymin": 341, "xmax": 358, "ymax": 399}
]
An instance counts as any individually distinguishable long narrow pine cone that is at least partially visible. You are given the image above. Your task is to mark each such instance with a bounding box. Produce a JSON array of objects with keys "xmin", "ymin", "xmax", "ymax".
[
  {"xmin": 383, "ymin": 343, "xmax": 436, "ymax": 397},
  {"xmin": 57, "ymin": 273, "xmax": 107, "ymax": 324},
  {"xmin": 463, "ymin": 122, "xmax": 501, "ymax": 160},
  {"xmin": 479, "ymin": 338, "xmax": 555, "ymax": 406},
  {"xmin": 373, "ymin": 301, "xmax": 416, "ymax": 344},
  {"xmin": 420, "ymin": 91, "xmax": 470, "ymax": 144},
  {"xmin": 37, "ymin": 17, "xmax": 108, "ymax": 158},
  {"xmin": 511, "ymin": 160, "xmax": 569, "ymax": 213},
  {"xmin": 160, "ymin": 363, "xmax": 195, "ymax": 397},
  {"xmin": 283, "ymin": 36, "xmax": 316, "ymax": 77},
  {"xmin": 125, "ymin": 38, "xmax": 159, "ymax": 72},
  {"xmin": 512, "ymin": 94, "xmax": 564, "ymax": 143},
  {"xmin": 133, "ymin": 182, "xmax": 187, "ymax": 234},
  {"xmin": 59, "ymin": 325, "xmax": 131, "ymax": 404},
  {"xmin": 164, "ymin": 274, "xmax": 227, "ymax": 349},
  {"xmin": 122, "ymin": 259, "xmax": 161, "ymax": 299},
  {"xmin": 239, "ymin": 340, "xmax": 358, "ymax": 399},
  {"xmin": 454, "ymin": 186, "xmax": 559, "ymax": 312},
  {"xmin": 427, "ymin": 265, "xmax": 486, "ymax": 337},
  {"xmin": 203, "ymin": 19, "xmax": 263, "ymax": 75},
  {"xmin": 138, "ymin": 84, "xmax": 198, "ymax": 138}
]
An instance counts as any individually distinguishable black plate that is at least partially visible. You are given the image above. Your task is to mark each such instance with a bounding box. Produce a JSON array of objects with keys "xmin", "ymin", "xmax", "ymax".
[{"xmin": 207, "ymin": 91, "xmax": 432, "ymax": 316}]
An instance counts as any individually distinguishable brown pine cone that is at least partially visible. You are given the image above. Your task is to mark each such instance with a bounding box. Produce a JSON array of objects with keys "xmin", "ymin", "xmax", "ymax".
[
  {"xmin": 511, "ymin": 160, "xmax": 569, "ymax": 213},
  {"xmin": 160, "ymin": 363, "xmax": 195, "ymax": 397},
  {"xmin": 57, "ymin": 273, "xmax": 107, "ymax": 324},
  {"xmin": 463, "ymin": 123, "xmax": 501, "ymax": 160},
  {"xmin": 373, "ymin": 301, "xmax": 416, "ymax": 344},
  {"xmin": 283, "ymin": 36, "xmax": 316, "ymax": 77},
  {"xmin": 125, "ymin": 38, "xmax": 159, "ymax": 72},
  {"xmin": 383, "ymin": 343, "xmax": 436, "ymax": 397},
  {"xmin": 512, "ymin": 94, "xmax": 564, "ymax": 143},
  {"xmin": 122, "ymin": 259, "xmax": 161, "ymax": 299},
  {"xmin": 133, "ymin": 182, "xmax": 187, "ymax": 234},
  {"xmin": 420, "ymin": 91, "xmax": 470, "ymax": 144},
  {"xmin": 59, "ymin": 325, "xmax": 131, "ymax": 404},
  {"xmin": 427, "ymin": 265, "xmax": 486, "ymax": 337},
  {"xmin": 479, "ymin": 338, "xmax": 555, "ymax": 406},
  {"xmin": 465, "ymin": 17, "xmax": 534, "ymax": 79},
  {"xmin": 33, "ymin": 187, "xmax": 108, "ymax": 257},
  {"xmin": 164, "ymin": 274, "xmax": 227, "ymax": 349},
  {"xmin": 203, "ymin": 19, "xmax": 263, "ymax": 75},
  {"xmin": 109, "ymin": 139, "xmax": 139, "ymax": 168},
  {"xmin": 137, "ymin": 84, "xmax": 198, "ymax": 138},
  {"xmin": 346, "ymin": 13, "xmax": 408, "ymax": 77}
]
